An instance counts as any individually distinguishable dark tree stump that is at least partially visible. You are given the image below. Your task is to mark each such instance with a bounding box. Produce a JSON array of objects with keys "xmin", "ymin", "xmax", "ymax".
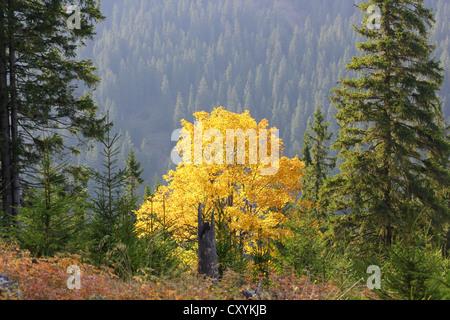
[{"xmin": 197, "ymin": 203, "xmax": 219, "ymax": 281}]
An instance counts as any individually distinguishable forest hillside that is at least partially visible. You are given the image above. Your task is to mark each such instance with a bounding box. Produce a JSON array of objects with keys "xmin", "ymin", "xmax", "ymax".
[{"xmin": 77, "ymin": 0, "xmax": 450, "ymax": 185}]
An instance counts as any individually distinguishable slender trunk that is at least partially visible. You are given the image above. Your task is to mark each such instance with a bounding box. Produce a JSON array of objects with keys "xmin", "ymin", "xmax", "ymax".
[
  {"xmin": 383, "ymin": 97, "xmax": 393, "ymax": 245},
  {"xmin": 383, "ymin": 98, "xmax": 393, "ymax": 245},
  {"xmin": 0, "ymin": 2, "xmax": 13, "ymax": 225},
  {"xmin": 105, "ymin": 118, "xmax": 112, "ymax": 220},
  {"xmin": 42, "ymin": 131, "xmax": 51, "ymax": 256},
  {"xmin": 150, "ymin": 199, "xmax": 153, "ymax": 233},
  {"xmin": 44, "ymin": 153, "xmax": 51, "ymax": 257},
  {"xmin": 444, "ymin": 227, "xmax": 450, "ymax": 258},
  {"xmin": 8, "ymin": 0, "xmax": 20, "ymax": 220},
  {"xmin": 383, "ymin": 10, "xmax": 393, "ymax": 246},
  {"xmin": 108, "ymin": 141, "xmax": 112, "ymax": 217}
]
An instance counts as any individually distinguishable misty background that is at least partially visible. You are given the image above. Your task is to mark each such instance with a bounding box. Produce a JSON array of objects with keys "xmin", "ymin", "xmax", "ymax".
[{"xmin": 75, "ymin": 0, "xmax": 450, "ymax": 193}]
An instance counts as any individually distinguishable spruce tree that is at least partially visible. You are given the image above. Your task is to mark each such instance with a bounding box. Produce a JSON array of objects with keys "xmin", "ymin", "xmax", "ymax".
[
  {"xmin": 300, "ymin": 106, "xmax": 336, "ymax": 218},
  {"xmin": 89, "ymin": 115, "xmax": 127, "ymax": 264},
  {"xmin": 325, "ymin": 0, "xmax": 450, "ymax": 247},
  {"xmin": 0, "ymin": 0, "xmax": 106, "ymax": 230},
  {"xmin": 173, "ymin": 92, "xmax": 185, "ymax": 128},
  {"xmin": 15, "ymin": 135, "xmax": 90, "ymax": 257},
  {"xmin": 121, "ymin": 148, "xmax": 143, "ymax": 249},
  {"xmin": 124, "ymin": 148, "xmax": 144, "ymax": 207}
]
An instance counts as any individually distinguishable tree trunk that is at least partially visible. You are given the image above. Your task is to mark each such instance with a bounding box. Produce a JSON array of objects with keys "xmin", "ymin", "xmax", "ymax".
[
  {"xmin": 197, "ymin": 203, "xmax": 218, "ymax": 281},
  {"xmin": 0, "ymin": 4, "xmax": 13, "ymax": 226},
  {"xmin": 444, "ymin": 227, "xmax": 450, "ymax": 258},
  {"xmin": 9, "ymin": 0, "xmax": 20, "ymax": 220}
]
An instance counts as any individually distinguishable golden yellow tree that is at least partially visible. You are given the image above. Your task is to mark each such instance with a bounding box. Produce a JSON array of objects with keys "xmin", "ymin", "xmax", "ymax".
[{"xmin": 135, "ymin": 108, "xmax": 304, "ymax": 271}]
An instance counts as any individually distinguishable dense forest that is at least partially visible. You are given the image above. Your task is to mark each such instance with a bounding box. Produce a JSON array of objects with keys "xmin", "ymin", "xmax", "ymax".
[
  {"xmin": 77, "ymin": 0, "xmax": 450, "ymax": 185},
  {"xmin": 0, "ymin": 0, "xmax": 449, "ymax": 301}
]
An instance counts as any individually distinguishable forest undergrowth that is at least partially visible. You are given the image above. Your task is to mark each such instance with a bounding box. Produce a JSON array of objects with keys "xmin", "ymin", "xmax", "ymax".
[{"xmin": 0, "ymin": 239, "xmax": 375, "ymax": 300}]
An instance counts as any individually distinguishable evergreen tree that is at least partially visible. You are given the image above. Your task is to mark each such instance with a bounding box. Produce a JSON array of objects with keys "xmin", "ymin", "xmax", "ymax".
[
  {"xmin": 88, "ymin": 115, "xmax": 127, "ymax": 264},
  {"xmin": 196, "ymin": 76, "xmax": 213, "ymax": 109},
  {"xmin": 142, "ymin": 183, "xmax": 152, "ymax": 202},
  {"xmin": 0, "ymin": 0, "xmax": 106, "ymax": 230},
  {"xmin": 15, "ymin": 135, "xmax": 90, "ymax": 257},
  {"xmin": 124, "ymin": 148, "xmax": 144, "ymax": 209},
  {"xmin": 325, "ymin": 0, "xmax": 450, "ymax": 248},
  {"xmin": 173, "ymin": 92, "xmax": 185, "ymax": 127},
  {"xmin": 300, "ymin": 106, "xmax": 336, "ymax": 218}
]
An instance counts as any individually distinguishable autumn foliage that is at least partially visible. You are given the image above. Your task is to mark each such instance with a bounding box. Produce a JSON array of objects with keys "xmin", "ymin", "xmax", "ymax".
[
  {"xmin": 135, "ymin": 108, "xmax": 305, "ymax": 271},
  {"xmin": 0, "ymin": 238, "xmax": 368, "ymax": 300}
]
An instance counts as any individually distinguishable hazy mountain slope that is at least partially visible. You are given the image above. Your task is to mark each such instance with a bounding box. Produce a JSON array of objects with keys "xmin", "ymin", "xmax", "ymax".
[{"xmin": 77, "ymin": 0, "xmax": 450, "ymax": 186}]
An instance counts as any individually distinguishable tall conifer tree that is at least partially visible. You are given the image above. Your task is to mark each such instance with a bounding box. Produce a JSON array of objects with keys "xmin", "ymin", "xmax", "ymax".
[
  {"xmin": 300, "ymin": 107, "xmax": 336, "ymax": 218},
  {"xmin": 325, "ymin": 0, "xmax": 450, "ymax": 246},
  {"xmin": 0, "ymin": 0, "xmax": 106, "ymax": 230}
]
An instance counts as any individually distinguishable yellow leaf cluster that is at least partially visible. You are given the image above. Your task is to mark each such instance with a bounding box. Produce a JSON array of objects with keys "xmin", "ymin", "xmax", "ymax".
[{"xmin": 135, "ymin": 108, "xmax": 305, "ymax": 253}]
